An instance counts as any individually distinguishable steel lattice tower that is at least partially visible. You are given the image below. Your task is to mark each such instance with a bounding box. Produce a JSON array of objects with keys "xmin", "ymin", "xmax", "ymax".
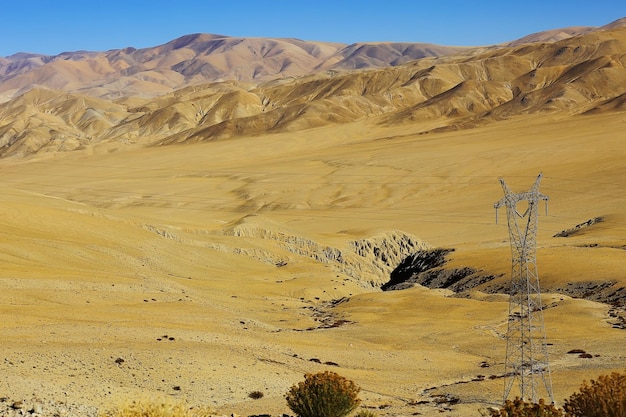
[{"xmin": 494, "ymin": 173, "xmax": 555, "ymax": 404}]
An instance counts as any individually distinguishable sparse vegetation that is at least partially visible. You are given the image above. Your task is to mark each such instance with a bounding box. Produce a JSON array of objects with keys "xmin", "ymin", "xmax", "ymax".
[
  {"xmin": 481, "ymin": 370, "xmax": 626, "ymax": 417},
  {"xmin": 100, "ymin": 399, "xmax": 216, "ymax": 417},
  {"xmin": 563, "ymin": 370, "xmax": 626, "ymax": 417},
  {"xmin": 96, "ymin": 370, "xmax": 626, "ymax": 417},
  {"xmin": 353, "ymin": 410, "xmax": 378, "ymax": 417},
  {"xmin": 482, "ymin": 397, "xmax": 563, "ymax": 417},
  {"xmin": 285, "ymin": 371, "xmax": 361, "ymax": 417}
]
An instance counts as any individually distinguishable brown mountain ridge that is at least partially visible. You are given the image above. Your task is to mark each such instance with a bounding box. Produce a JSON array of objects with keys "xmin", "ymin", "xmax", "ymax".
[
  {"xmin": 0, "ymin": 34, "xmax": 467, "ymax": 102},
  {"xmin": 2, "ymin": 16, "xmax": 625, "ymax": 104},
  {"xmin": 1, "ymin": 23, "xmax": 625, "ymax": 157}
]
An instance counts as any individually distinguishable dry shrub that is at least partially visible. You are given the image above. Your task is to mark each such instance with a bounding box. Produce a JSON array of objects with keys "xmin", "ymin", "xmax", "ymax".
[
  {"xmin": 483, "ymin": 397, "xmax": 563, "ymax": 417},
  {"xmin": 564, "ymin": 370, "xmax": 626, "ymax": 417},
  {"xmin": 353, "ymin": 410, "xmax": 378, "ymax": 417},
  {"xmin": 248, "ymin": 390, "xmax": 264, "ymax": 399},
  {"xmin": 100, "ymin": 399, "xmax": 216, "ymax": 417},
  {"xmin": 285, "ymin": 371, "xmax": 361, "ymax": 417}
]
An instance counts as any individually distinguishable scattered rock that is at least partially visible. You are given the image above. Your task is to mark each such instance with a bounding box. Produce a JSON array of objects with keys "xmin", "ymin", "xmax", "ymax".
[
  {"xmin": 407, "ymin": 400, "xmax": 430, "ymax": 406},
  {"xmin": 566, "ymin": 349, "xmax": 596, "ymax": 358},
  {"xmin": 0, "ymin": 397, "xmax": 98, "ymax": 417},
  {"xmin": 554, "ymin": 216, "xmax": 604, "ymax": 237},
  {"xmin": 432, "ymin": 394, "xmax": 460, "ymax": 405},
  {"xmin": 608, "ymin": 307, "xmax": 626, "ymax": 329}
]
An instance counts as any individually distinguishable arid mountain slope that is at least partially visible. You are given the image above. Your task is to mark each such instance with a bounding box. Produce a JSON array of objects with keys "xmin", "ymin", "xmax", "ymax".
[
  {"xmin": 2, "ymin": 17, "xmax": 625, "ymax": 105},
  {"xmin": 1, "ymin": 24, "xmax": 625, "ymax": 157},
  {"xmin": 506, "ymin": 26, "xmax": 596, "ymax": 46},
  {"xmin": 505, "ymin": 17, "xmax": 626, "ymax": 46},
  {"xmin": 0, "ymin": 34, "xmax": 468, "ymax": 102},
  {"xmin": 0, "ymin": 86, "xmax": 130, "ymax": 155}
]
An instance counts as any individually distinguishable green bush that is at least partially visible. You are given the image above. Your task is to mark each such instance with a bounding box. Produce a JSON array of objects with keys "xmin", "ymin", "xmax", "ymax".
[
  {"xmin": 285, "ymin": 371, "xmax": 361, "ymax": 417},
  {"xmin": 483, "ymin": 397, "xmax": 563, "ymax": 417},
  {"xmin": 564, "ymin": 370, "xmax": 626, "ymax": 417}
]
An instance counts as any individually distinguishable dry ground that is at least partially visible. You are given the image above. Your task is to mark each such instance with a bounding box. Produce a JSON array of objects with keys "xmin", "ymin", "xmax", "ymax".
[{"xmin": 0, "ymin": 110, "xmax": 625, "ymax": 416}]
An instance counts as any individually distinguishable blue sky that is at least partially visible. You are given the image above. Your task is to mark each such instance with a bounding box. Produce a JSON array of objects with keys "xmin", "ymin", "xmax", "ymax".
[{"xmin": 1, "ymin": 1, "xmax": 625, "ymax": 56}]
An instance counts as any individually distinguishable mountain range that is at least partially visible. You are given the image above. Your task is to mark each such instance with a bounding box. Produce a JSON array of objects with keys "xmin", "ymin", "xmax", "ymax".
[
  {"xmin": 0, "ymin": 17, "xmax": 625, "ymax": 158},
  {"xmin": 1, "ymin": 18, "xmax": 624, "ymax": 101},
  {"xmin": 0, "ymin": 34, "xmax": 468, "ymax": 101}
]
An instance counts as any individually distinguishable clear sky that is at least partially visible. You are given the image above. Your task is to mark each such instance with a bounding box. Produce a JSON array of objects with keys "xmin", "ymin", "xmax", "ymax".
[{"xmin": 1, "ymin": 0, "xmax": 625, "ymax": 57}]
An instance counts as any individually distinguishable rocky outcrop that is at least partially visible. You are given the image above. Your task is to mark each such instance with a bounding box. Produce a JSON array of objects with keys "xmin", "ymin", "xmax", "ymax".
[
  {"xmin": 225, "ymin": 217, "xmax": 429, "ymax": 286},
  {"xmin": 555, "ymin": 280, "xmax": 626, "ymax": 307},
  {"xmin": 384, "ymin": 248, "xmax": 626, "ymax": 308},
  {"xmin": 347, "ymin": 231, "xmax": 430, "ymax": 285},
  {"xmin": 382, "ymin": 248, "xmax": 499, "ymax": 292},
  {"xmin": 553, "ymin": 216, "xmax": 605, "ymax": 237}
]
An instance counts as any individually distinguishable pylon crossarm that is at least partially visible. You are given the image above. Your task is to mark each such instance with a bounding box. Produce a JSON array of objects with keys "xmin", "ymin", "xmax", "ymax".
[{"xmin": 530, "ymin": 173, "xmax": 544, "ymax": 194}]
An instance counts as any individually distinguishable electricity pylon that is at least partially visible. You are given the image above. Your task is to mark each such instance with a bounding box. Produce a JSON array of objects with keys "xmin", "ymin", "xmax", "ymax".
[{"xmin": 494, "ymin": 173, "xmax": 555, "ymax": 404}]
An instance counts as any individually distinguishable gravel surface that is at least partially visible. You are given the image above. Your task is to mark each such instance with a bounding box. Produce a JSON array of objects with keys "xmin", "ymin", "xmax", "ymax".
[{"xmin": 0, "ymin": 397, "xmax": 99, "ymax": 417}]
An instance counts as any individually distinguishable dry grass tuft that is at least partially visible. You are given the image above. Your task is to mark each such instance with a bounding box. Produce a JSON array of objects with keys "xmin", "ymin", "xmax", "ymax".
[{"xmin": 100, "ymin": 398, "xmax": 217, "ymax": 417}]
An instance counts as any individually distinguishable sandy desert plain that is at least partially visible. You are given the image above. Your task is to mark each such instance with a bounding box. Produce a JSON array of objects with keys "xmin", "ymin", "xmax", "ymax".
[{"xmin": 1, "ymin": 20, "xmax": 626, "ymax": 417}]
